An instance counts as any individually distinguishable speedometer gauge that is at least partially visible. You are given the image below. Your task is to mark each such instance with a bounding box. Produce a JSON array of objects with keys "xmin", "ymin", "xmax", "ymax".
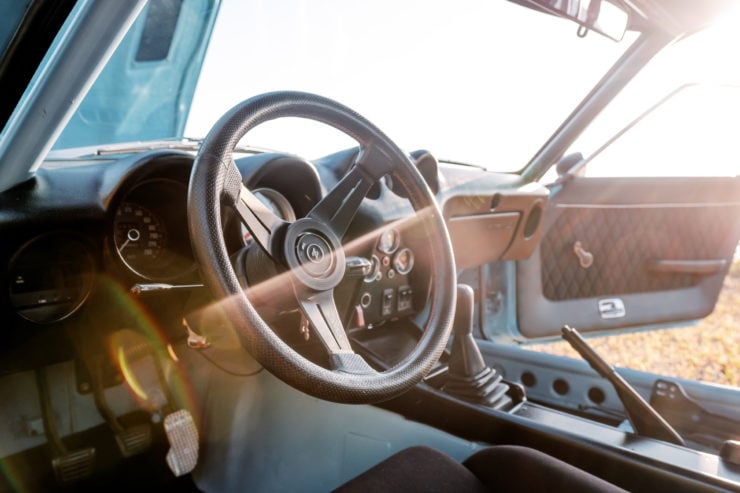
[
  {"xmin": 112, "ymin": 177, "xmax": 196, "ymax": 280},
  {"xmin": 114, "ymin": 203, "xmax": 167, "ymax": 276}
]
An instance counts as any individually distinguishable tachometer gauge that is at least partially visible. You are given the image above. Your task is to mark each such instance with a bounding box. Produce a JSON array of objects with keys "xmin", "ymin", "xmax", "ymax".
[
  {"xmin": 8, "ymin": 234, "xmax": 95, "ymax": 324},
  {"xmin": 114, "ymin": 202, "xmax": 166, "ymax": 277}
]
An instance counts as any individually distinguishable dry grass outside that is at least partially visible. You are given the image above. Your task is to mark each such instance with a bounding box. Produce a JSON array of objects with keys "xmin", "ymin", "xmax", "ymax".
[{"xmin": 528, "ymin": 257, "xmax": 740, "ymax": 387}]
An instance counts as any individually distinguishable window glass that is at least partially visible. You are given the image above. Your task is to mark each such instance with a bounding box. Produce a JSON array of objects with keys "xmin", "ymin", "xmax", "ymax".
[
  {"xmin": 570, "ymin": 21, "xmax": 740, "ymax": 178},
  {"xmin": 583, "ymin": 83, "xmax": 740, "ymax": 177}
]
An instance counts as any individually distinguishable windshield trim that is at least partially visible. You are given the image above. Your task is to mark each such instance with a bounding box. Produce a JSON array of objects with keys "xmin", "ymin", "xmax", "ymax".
[
  {"xmin": 0, "ymin": 0, "xmax": 75, "ymax": 131},
  {"xmin": 0, "ymin": 0, "xmax": 146, "ymax": 193}
]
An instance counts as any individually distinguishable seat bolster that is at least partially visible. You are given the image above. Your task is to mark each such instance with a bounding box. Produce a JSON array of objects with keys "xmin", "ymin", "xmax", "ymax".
[
  {"xmin": 334, "ymin": 445, "xmax": 488, "ymax": 493},
  {"xmin": 464, "ymin": 445, "xmax": 627, "ymax": 493}
]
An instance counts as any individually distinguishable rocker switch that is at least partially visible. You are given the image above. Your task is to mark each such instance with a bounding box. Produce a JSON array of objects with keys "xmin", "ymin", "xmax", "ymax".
[
  {"xmin": 381, "ymin": 288, "xmax": 394, "ymax": 316},
  {"xmin": 397, "ymin": 286, "xmax": 413, "ymax": 312}
]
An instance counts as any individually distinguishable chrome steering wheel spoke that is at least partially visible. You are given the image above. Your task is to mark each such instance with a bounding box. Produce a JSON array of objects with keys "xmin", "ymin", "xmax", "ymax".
[
  {"xmin": 308, "ymin": 164, "xmax": 376, "ymax": 241},
  {"xmin": 232, "ymin": 183, "xmax": 288, "ymax": 258},
  {"xmin": 296, "ymin": 289, "xmax": 352, "ymax": 354},
  {"xmin": 295, "ymin": 287, "xmax": 376, "ymax": 374}
]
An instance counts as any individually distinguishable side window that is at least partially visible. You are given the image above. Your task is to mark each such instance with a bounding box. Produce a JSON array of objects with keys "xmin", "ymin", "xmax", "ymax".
[
  {"xmin": 555, "ymin": 19, "xmax": 740, "ymax": 180},
  {"xmin": 583, "ymin": 83, "xmax": 740, "ymax": 178}
]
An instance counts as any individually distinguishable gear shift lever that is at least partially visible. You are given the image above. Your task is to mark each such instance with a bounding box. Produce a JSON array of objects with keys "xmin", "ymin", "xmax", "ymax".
[{"xmin": 444, "ymin": 284, "xmax": 514, "ymax": 410}]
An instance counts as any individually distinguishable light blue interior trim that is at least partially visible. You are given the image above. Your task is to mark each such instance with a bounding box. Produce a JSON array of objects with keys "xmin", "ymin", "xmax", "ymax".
[
  {"xmin": 0, "ymin": 0, "xmax": 146, "ymax": 192},
  {"xmin": 190, "ymin": 359, "xmax": 486, "ymax": 492}
]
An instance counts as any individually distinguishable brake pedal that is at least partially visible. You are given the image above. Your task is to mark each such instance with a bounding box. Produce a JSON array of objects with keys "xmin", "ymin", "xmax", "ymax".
[
  {"xmin": 115, "ymin": 423, "xmax": 153, "ymax": 458},
  {"xmin": 91, "ymin": 329, "xmax": 174, "ymax": 457},
  {"xmin": 90, "ymin": 355, "xmax": 155, "ymax": 457}
]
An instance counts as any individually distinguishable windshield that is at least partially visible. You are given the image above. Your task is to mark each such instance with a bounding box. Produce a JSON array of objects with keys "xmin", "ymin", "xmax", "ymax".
[{"xmin": 52, "ymin": 0, "xmax": 633, "ymax": 170}]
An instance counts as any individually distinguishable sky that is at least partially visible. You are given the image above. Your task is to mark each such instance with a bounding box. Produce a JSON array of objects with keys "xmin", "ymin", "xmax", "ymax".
[{"xmin": 186, "ymin": 0, "xmax": 740, "ymax": 178}]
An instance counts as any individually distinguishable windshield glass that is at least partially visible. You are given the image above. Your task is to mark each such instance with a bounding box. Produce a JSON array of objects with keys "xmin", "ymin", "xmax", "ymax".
[
  {"xmin": 0, "ymin": 2, "xmax": 32, "ymax": 57},
  {"xmin": 53, "ymin": 0, "xmax": 633, "ymax": 170}
]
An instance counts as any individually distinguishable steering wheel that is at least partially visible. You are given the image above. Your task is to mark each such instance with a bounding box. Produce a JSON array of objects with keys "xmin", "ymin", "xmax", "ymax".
[{"xmin": 188, "ymin": 91, "xmax": 456, "ymax": 404}]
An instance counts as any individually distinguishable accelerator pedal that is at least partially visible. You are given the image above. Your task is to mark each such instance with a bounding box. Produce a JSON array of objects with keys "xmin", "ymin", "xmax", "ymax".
[{"xmin": 164, "ymin": 409, "xmax": 199, "ymax": 476}]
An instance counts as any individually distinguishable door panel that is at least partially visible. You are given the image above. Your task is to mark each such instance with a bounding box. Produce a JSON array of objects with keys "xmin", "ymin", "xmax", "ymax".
[{"xmin": 517, "ymin": 176, "xmax": 740, "ymax": 339}]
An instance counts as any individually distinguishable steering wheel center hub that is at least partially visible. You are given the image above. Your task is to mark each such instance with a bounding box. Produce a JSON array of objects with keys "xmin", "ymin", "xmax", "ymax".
[
  {"xmin": 284, "ymin": 217, "xmax": 345, "ymax": 291},
  {"xmin": 296, "ymin": 233, "xmax": 334, "ymax": 274}
]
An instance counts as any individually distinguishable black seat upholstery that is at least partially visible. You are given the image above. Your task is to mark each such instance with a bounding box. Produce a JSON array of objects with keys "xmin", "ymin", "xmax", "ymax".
[{"xmin": 334, "ymin": 445, "xmax": 627, "ymax": 492}]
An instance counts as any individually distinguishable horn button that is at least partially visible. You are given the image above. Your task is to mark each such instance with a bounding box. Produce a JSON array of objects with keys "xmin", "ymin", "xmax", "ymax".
[
  {"xmin": 296, "ymin": 233, "xmax": 334, "ymax": 276},
  {"xmin": 284, "ymin": 218, "xmax": 345, "ymax": 291}
]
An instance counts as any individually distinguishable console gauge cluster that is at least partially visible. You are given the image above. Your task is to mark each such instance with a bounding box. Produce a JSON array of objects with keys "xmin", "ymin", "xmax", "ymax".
[{"xmin": 357, "ymin": 227, "xmax": 416, "ymax": 326}]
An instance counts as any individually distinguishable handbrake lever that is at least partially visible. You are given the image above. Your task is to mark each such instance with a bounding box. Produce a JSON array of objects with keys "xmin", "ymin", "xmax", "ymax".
[{"xmin": 562, "ymin": 325, "xmax": 685, "ymax": 446}]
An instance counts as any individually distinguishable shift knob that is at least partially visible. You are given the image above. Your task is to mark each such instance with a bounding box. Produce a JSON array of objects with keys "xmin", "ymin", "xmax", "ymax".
[{"xmin": 448, "ymin": 285, "xmax": 487, "ymax": 378}]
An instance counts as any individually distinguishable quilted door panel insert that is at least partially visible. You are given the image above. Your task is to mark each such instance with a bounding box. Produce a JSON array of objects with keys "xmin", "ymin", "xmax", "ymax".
[{"xmin": 540, "ymin": 205, "xmax": 740, "ymax": 301}]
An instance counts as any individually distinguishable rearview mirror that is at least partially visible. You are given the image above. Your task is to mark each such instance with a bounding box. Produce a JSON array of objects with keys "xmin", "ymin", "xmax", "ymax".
[{"xmin": 526, "ymin": 0, "xmax": 629, "ymax": 41}]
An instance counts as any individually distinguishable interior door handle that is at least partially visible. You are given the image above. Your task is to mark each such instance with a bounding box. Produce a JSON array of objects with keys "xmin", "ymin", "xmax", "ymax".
[
  {"xmin": 646, "ymin": 259, "xmax": 727, "ymax": 275},
  {"xmin": 573, "ymin": 241, "xmax": 594, "ymax": 269}
]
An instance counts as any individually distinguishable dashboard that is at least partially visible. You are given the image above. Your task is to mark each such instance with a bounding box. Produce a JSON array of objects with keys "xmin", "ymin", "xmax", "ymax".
[
  {"xmin": 1, "ymin": 144, "xmax": 739, "ymax": 493},
  {"xmin": 0, "ymin": 146, "xmax": 547, "ymax": 372}
]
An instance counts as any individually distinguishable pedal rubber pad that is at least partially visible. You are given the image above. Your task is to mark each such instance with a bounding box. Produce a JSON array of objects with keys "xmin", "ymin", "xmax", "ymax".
[
  {"xmin": 115, "ymin": 423, "xmax": 152, "ymax": 457},
  {"xmin": 52, "ymin": 447, "xmax": 95, "ymax": 484}
]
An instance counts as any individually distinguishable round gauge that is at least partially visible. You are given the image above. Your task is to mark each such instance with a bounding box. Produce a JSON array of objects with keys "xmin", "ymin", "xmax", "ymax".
[
  {"xmin": 378, "ymin": 228, "xmax": 400, "ymax": 254},
  {"xmin": 364, "ymin": 255, "xmax": 380, "ymax": 283},
  {"xmin": 8, "ymin": 234, "xmax": 95, "ymax": 324},
  {"xmin": 393, "ymin": 247, "xmax": 414, "ymax": 275},
  {"xmin": 112, "ymin": 178, "xmax": 195, "ymax": 280},
  {"xmin": 114, "ymin": 203, "xmax": 167, "ymax": 277}
]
